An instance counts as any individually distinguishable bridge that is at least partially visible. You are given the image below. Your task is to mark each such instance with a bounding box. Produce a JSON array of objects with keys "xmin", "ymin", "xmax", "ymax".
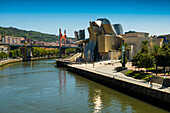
[
  {"xmin": 0, "ymin": 43, "xmax": 82, "ymax": 59},
  {"xmin": 0, "ymin": 28, "xmax": 83, "ymax": 59},
  {"xmin": 0, "ymin": 43, "xmax": 82, "ymax": 49}
]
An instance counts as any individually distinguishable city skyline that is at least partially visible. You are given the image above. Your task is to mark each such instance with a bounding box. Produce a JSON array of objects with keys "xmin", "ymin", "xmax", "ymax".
[{"xmin": 0, "ymin": 0, "xmax": 170, "ymax": 37}]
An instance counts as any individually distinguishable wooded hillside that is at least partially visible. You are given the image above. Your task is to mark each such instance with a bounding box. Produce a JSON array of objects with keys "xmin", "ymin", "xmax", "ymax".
[{"xmin": 0, "ymin": 26, "xmax": 73, "ymax": 42}]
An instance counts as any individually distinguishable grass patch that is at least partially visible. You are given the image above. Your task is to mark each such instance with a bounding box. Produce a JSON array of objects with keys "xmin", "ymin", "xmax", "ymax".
[
  {"xmin": 125, "ymin": 70, "xmax": 153, "ymax": 80},
  {"xmin": 146, "ymin": 68, "xmax": 156, "ymax": 71}
]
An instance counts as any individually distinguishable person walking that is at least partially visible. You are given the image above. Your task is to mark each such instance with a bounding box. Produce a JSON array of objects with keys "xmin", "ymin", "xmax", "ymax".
[{"xmin": 150, "ymin": 81, "xmax": 153, "ymax": 88}]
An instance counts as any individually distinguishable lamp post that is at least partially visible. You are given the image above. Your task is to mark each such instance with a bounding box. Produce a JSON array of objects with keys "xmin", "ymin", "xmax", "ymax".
[
  {"xmin": 122, "ymin": 45, "xmax": 125, "ymax": 67},
  {"xmin": 24, "ymin": 41, "xmax": 27, "ymax": 58}
]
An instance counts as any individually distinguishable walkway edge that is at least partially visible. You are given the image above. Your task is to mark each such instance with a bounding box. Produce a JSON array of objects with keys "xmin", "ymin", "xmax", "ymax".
[
  {"xmin": 67, "ymin": 65, "xmax": 170, "ymax": 111},
  {"xmin": 56, "ymin": 60, "xmax": 170, "ymax": 111}
]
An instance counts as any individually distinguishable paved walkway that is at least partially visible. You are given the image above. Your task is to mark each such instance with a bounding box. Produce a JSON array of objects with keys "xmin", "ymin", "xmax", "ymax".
[{"xmin": 69, "ymin": 60, "xmax": 170, "ymax": 93}]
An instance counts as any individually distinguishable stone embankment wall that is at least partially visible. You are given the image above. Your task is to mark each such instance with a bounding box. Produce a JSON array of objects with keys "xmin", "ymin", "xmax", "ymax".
[
  {"xmin": 163, "ymin": 79, "xmax": 170, "ymax": 87},
  {"xmin": 0, "ymin": 59, "xmax": 23, "ymax": 67},
  {"xmin": 56, "ymin": 61, "xmax": 170, "ymax": 111},
  {"xmin": 0, "ymin": 57, "xmax": 58, "ymax": 67},
  {"xmin": 67, "ymin": 66, "xmax": 170, "ymax": 110},
  {"xmin": 56, "ymin": 60, "xmax": 72, "ymax": 67}
]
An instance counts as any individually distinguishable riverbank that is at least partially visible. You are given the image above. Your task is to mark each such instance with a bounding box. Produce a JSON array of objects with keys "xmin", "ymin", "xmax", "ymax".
[
  {"xmin": 1, "ymin": 60, "xmax": 168, "ymax": 113},
  {"xmin": 0, "ymin": 58, "xmax": 23, "ymax": 67},
  {"xmin": 56, "ymin": 60, "xmax": 170, "ymax": 111},
  {"xmin": 0, "ymin": 57, "xmax": 58, "ymax": 67}
]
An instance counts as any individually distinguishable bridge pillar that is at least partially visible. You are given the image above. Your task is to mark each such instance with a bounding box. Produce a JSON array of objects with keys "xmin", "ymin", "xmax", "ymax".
[
  {"xmin": 30, "ymin": 47, "xmax": 33, "ymax": 57},
  {"xmin": 22, "ymin": 47, "xmax": 34, "ymax": 61},
  {"xmin": 26, "ymin": 48, "xmax": 29, "ymax": 58},
  {"xmin": 24, "ymin": 47, "xmax": 33, "ymax": 58},
  {"xmin": 32, "ymin": 48, "xmax": 34, "ymax": 57},
  {"xmin": 59, "ymin": 48, "xmax": 66, "ymax": 58}
]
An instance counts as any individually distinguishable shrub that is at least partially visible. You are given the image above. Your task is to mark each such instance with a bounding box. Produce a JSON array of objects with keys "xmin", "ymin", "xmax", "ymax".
[{"xmin": 0, "ymin": 52, "xmax": 8, "ymax": 59}]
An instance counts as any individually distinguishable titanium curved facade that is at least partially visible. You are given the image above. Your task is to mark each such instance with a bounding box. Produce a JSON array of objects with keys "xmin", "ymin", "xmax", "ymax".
[
  {"xmin": 113, "ymin": 24, "xmax": 123, "ymax": 35},
  {"xmin": 84, "ymin": 18, "xmax": 123, "ymax": 61}
]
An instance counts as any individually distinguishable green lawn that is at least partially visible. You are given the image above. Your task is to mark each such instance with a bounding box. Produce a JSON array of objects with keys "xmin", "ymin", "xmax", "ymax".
[{"xmin": 125, "ymin": 70, "xmax": 153, "ymax": 80}]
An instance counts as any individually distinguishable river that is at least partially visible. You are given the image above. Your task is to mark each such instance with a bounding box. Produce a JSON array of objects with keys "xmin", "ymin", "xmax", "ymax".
[{"xmin": 0, "ymin": 60, "xmax": 168, "ymax": 113}]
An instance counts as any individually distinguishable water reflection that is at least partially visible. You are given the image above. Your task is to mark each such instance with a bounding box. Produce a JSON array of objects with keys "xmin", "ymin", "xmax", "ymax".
[
  {"xmin": 59, "ymin": 69, "xmax": 66, "ymax": 94},
  {"xmin": 71, "ymin": 71, "xmax": 168, "ymax": 113},
  {"xmin": 93, "ymin": 89, "xmax": 102, "ymax": 113},
  {"xmin": 0, "ymin": 61, "xmax": 169, "ymax": 113}
]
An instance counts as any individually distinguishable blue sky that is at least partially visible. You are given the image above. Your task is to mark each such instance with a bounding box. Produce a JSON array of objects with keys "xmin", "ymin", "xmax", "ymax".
[{"xmin": 0, "ymin": 0, "xmax": 170, "ymax": 37}]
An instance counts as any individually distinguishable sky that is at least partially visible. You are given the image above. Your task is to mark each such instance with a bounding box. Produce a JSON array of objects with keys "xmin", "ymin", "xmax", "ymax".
[{"xmin": 0, "ymin": 0, "xmax": 170, "ymax": 38}]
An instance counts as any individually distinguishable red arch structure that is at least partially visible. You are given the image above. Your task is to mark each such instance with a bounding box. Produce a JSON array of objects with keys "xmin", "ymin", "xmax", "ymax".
[{"xmin": 59, "ymin": 28, "xmax": 66, "ymax": 48}]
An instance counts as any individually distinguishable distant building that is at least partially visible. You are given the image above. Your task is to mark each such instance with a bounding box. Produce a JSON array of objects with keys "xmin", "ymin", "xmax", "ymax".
[
  {"xmin": 38, "ymin": 41, "xmax": 45, "ymax": 46},
  {"xmin": 74, "ymin": 31, "xmax": 79, "ymax": 41},
  {"xmin": 25, "ymin": 38, "xmax": 32, "ymax": 44},
  {"xmin": 74, "ymin": 29, "xmax": 85, "ymax": 48},
  {"xmin": 2, "ymin": 36, "xmax": 21, "ymax": 44},
  {"xmin": 157, "ymin": 34, "xmax": 170, "ymax": 44},
  {"xmin": 79, "ymin": 29, "xmax": 85, "ymax": 40},
  {"xmin": 120, "ymin": 31, "xmax": 163, "ymax": 60}
]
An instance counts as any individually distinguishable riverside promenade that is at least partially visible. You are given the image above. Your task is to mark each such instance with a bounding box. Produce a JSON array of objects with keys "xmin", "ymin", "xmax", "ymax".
[
  {"xmin": 69, "ymin": 61, "xmax": 170, "ymax": 93},
  {"xmin": 56, "ymin": 60, "xmax": 170, "ymax": 110}
]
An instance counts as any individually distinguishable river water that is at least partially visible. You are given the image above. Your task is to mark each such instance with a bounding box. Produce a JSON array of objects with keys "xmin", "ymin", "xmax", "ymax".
[{"xmin": 0, "ymin": 60, "xmax": 168, "ymax": 113}]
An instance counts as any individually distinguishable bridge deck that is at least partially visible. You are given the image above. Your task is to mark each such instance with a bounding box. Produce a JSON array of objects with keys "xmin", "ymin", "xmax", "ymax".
[{"xmin": 0, "ymin": 43, "xmax": 82, "ymax": 49}]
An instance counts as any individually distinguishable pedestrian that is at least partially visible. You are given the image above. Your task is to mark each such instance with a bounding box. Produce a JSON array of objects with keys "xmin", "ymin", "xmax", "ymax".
[
  {"xmin": 150, "ymin": 81, "xmax": 153, "ymax": 88},
  {"xmin": 93, "ymin": 62, "xmax": 95, "ymax": 68}
]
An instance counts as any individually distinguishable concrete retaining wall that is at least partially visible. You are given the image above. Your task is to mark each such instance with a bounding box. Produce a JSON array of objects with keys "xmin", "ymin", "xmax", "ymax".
[
  {"xmin": 163, "ymin": 79, "xmax": 170, "ymax": 87},
  {"xmin": 56, "ymin": 60, "xmax": 70, "ymax": 67},
  {"xmin": 67, "ymin": 65, "xmax": 170, "ymax": 111},
  {"xmin": 0, "ymin": 59, "xmax": 23, "ymax": 67}
]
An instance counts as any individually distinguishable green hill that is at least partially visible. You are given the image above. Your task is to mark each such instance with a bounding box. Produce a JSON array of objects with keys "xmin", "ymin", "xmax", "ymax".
[{"xmin": 0, "ymin": 26, "xmax": 73, "ymax": 42}]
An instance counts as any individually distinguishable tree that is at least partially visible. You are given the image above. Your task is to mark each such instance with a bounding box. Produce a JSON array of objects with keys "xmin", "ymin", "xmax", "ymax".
[
  {"xmin": 119, "ymin": 42, "xmax": 130, "ymax": 52},
  {"xmin": 157, "ymin": 44, "xmax": 170, "ymax": 74},
  {"xmin": 54, "ymin": 49, "xmax": 59, "ymax": 56},
  {"xmin": 140, "ymin": 40, "xmax": 150, "ymax": 53},
  {"xmin": 33, "ymin": 47, "xmax": 59, "ymax": 57},
  {"xmin": 132, "ymin": 52, "xmax": 141, "ymax": 69},
  {"xmin": 132, "ymin": 40, "xmax": 155, "ymax": 70},
  {"xmin": 0, "ymin": 52, "xmax": 8, "ymax": 60},
  {"xmin": 152, "ymin": 45, "xmax": 161, "ymax": 75},
  {"xmin": 9, "ymin": 50, "xmax": 17, "ymax": 58},
  {"xmin": 16, "ymin": 49, "xmax": 21, "ymax": 57},
  {"xmin": 65, "ymin": 48, "xmax": 76, "ymax": 55},
  {"xmin": 9, "ymin": 49, "xmax": 21, "ymax": 58},
  {"xmin": 139, "ymin": 53, "xmax": 155, "ymax": 69},
  {"xmin": 132, "ymin": 52, "xmax": 155, "ymax": 71}
]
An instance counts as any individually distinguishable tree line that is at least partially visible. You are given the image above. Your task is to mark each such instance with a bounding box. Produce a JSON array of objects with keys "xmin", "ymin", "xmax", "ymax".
[
  {"xmin": 131, "ymin": 41, "xmax": 170, "ymax": 74},
  {"xmin": 33, "ymin": 47, "xmax": 60, "ymax": 57},
  {"xmin": 0, "ymin": 48, "xmax": 76, "ymax": 60}
]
